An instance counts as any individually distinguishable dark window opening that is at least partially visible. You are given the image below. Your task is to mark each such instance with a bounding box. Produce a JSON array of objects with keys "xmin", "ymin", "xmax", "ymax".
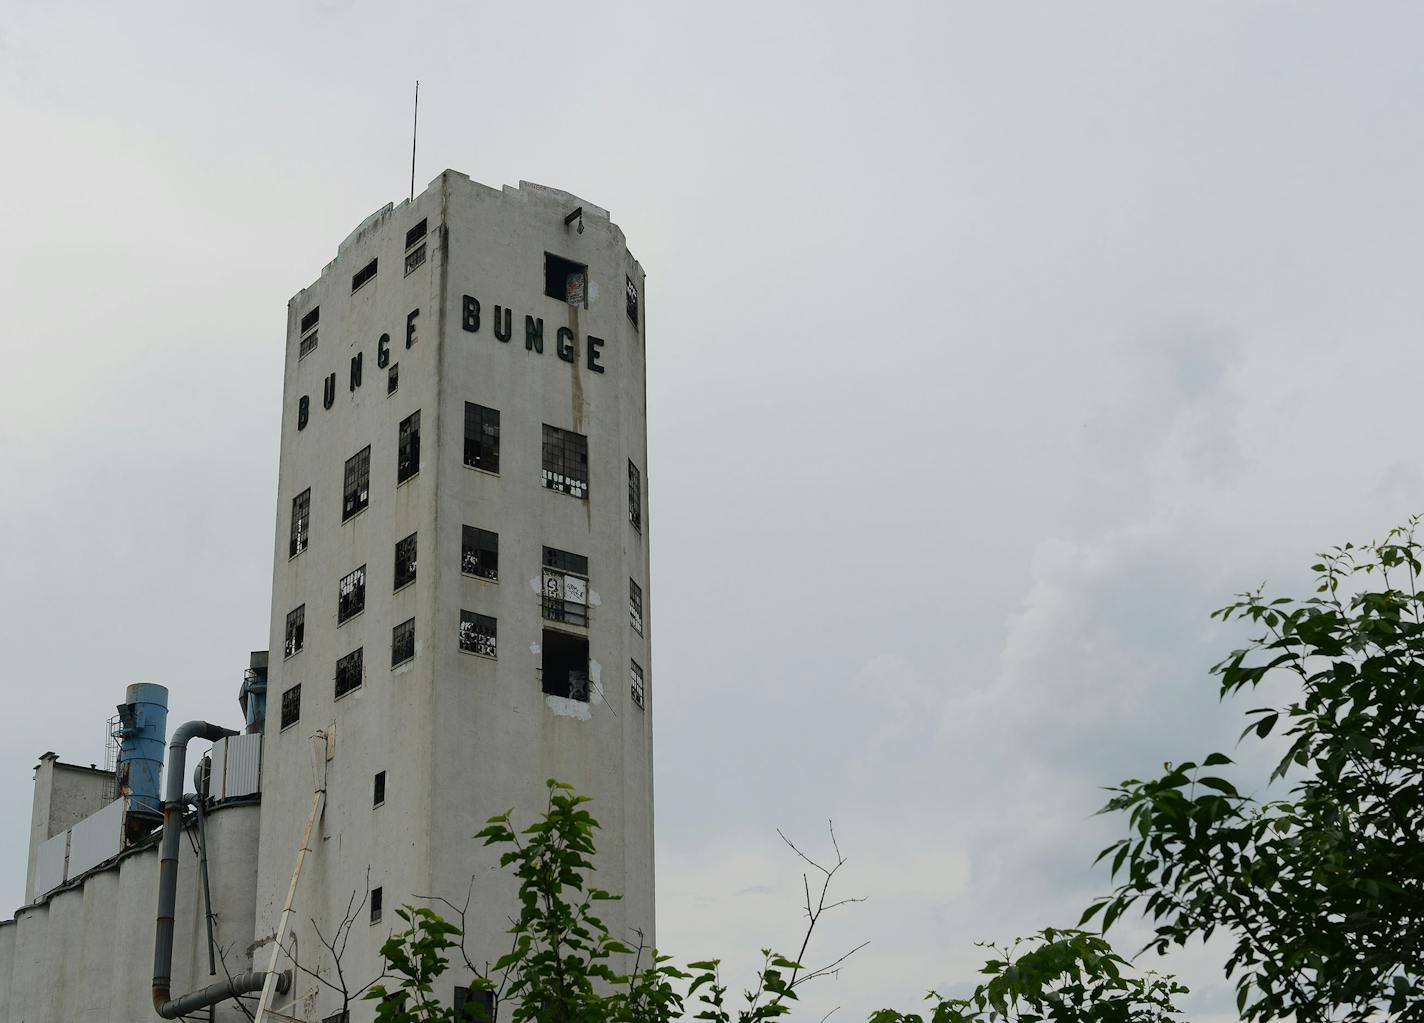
[
  {"xmin": 388, "ymin": 363, "xmax": 399, "ymax": 395},
  {"xmin": 541, "ymin": 424, "xmax": 588, "ymax": 499},
  {"xmin": 542, "ymin": 629, "xmax": 589, "ymax": 702},
  {"xmin": 459, "ymin": 610, "xmax": 496, "ymax": 658},
  {"xmin": 338, "ymin": 565, "xmax": 367, "ymax": 624},
  {"xmin": 542, "ymin": 547, "xmax": 589, "ymax": 627},
  {"xmin": 464, "ymin": 403, "xmax": 501, "ymax": 473},
  {"xmin": 285, "ymin": 605, "xmax": 305, "ymax": 658},
  {"xmin": 392, "ymin": 617, "xmax": 415, "ymax": 667},
  {"xmin": 630, "ymin": 579, "xmax": 644, "ymax": 635},
  {"xmin": 626, "ymin": 275, "xmax": 639, "ymax": 327},
  {"xmin": 544, "ymin": 252, "xmax": 588, "ymax": 307},
  {"xmin": 290, "ymin": 488, "xmax": 311, "ymax": 558},
  {"xmin": 300, "ymin": 307, "xmax": 321, "ymax": 334},
  {"xmin": 628, "ymin": 460, "xmax": 642, "ymax": 531},
  {"xmin": 394, "ymin": 532, "xmax": 417, "ymax": 590},
  {"xmin": 351, "ymin": 257, "xmax": 378, "ymax": 293},
  {"xmin": 405, "ymin": 219, "xmax": 427, "ymax": 249},
  {"xmin": 373, "ymin": 770, "xmax": 386, "ymax": 807},
  {"xmin": 299, "ymin": 330, "xmax": 319, "ymax": 359},
  {"xmin": 405, "ymin": 244, "xmax": 427, "ymax": 275},
  {"xmin": 398, "ymin": 411, "xmax": 421, "ymax": 485},
  {"xmin": 280, "ymin": 684, "xmax": 301, "ymax": 730},
  {"xmin": 342, "ymin": 446, "xmax": 371, "ymax": 521},
  {"xmin": 299, "ymin": 306, "xmax": 320, "ymax": 360},
  {"xmin": 454, "ymin": 987, "xmax": 495, "ymax": 1023},
  {"xmin": 631, "ymin": 659, "xmax": 645, "ymax": 709},
  {"xmin": 335, "ymin": 648, "xmax": 363, "ymax": 699},
  {"xmin": 461, "ymin": 526, "xmax": 498, "ymax": 581},
  {"xmin": 370, "ymin": 886, "xmax": 383, "ymax": 924},
  {"xmin": 322, "ymin": 1013, "xmax": 349, "ymax": 1023}
]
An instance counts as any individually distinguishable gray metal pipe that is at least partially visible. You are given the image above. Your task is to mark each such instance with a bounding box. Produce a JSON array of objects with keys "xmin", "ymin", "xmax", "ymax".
[{"xmin": 153, "ymin": 720, "xmax": 291, "ymax": 1017}]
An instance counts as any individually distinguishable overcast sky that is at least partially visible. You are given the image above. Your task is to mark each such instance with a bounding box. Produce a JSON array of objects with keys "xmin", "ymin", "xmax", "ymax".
[{"xmin": 3, "ymin": 2, "xmax": 1423, "ymax": 1020}]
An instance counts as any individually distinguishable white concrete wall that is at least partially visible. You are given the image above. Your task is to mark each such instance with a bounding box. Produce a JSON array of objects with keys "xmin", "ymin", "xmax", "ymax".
[
  {"xmin": 0, "ymin": 801, "xmax": 261, "ymax": 1023},
  {"xmin": 25, "ymin": 756, "xmax": 116, "ymax": 902}
]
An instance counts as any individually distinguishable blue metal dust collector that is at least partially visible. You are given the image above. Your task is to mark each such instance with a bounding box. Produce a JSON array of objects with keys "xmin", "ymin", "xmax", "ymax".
[{"xmin": 115, "ymin": 682, "xmax": 168, "ymax": 819}]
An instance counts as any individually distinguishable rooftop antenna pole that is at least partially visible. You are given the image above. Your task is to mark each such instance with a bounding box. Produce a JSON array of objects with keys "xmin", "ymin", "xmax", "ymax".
[{"xmin": 409, "ymin": 80, "xmax": 419, "ymax": 202}]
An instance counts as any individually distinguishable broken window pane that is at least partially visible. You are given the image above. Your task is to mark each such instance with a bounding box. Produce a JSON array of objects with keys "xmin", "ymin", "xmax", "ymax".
[
  {"xmin": 335, "ymin": 647, "xmax": 363, "ymax": 698},
  {"xmin": 280, "ymin": 684, "xmax": 301, "ymax": 730},
  {"xmin": 338, "ymin": 565, "xmax": 367, "ymax": 624},
  {"xmin": 290, "ymin": 488, "xmax": 311, "ymax": 558},
  {"xmin": 343, "ymin": 446, "xmax": 371, "ymax": 521},
  {"xmin": 544, "ymin": 252, "xmax": 588, "ymax": 307},
  {"xmin": 285, "ymin": 605, "xmax": 305, "ymax": 658},
  {"xmin": 391, "ymin": 617, "xmax": 415, "ymax": 667},
  {"xmin": 626, "ymin": 275, "xmax": 638, "ymax": 327},
  {"xmin": 630, "ymin": 579, "xmax": 643, "ymax": 636},
  {"xmin": 459, "ymin": 610, "xmax": 497, "ymax": 658},
  {"xmin": 541, "ymin": 424, "xmax": 588, "ymax": 499},
  {"xmin": 628, "ymin": 460, "xmax": 642, "ymax": 531},
  {"xmin": 404, "ymin": 244, "xmax": 427, "ymax": 275},
  {"xmin": 461, "ymin": 526, "xmax": 498, "ymax": 581},
  {"xmin": 541, "ymin": 629, "xmax": 589, "ymax": 702},
  {"xmin": 464, "ymin": 402, "xmax": 501, "ymax": 473},
  {"xmin": 388, "ymin": 362, "xmax": 399, "ymax": 395},
  {"xmin": 397, "ymin": 411, "xmax": 420, "ymax": 485},
  {"xmin": 542, "ymin": 547, "xmax": 589, "ymax": 627},
  {"xmin": 373, "ymin": 770, "xmax": 386, "ymax": 806},
  {"xmin": 630, "ymin": 659, "xmax": 645, "ymax": 709},
  {"xmin": 394, "ymin": 533, "xmax": 417, "ymax": 591}
]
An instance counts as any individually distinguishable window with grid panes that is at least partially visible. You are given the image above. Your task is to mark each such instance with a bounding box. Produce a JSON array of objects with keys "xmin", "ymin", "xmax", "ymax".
[
  {"xmin": 397, "ymin": 411, "xmax": 420, "ymax": 484},
  {"xmin": 630, "ymin": 579, "xmax": 644, "ymax": 635},
  {"xmin": 458, "ymin": 610, "xmax": 497, "ymax": 658},
  {"xmin": 290, "ymin": 488, "xmax": 311, "ymax": 557},
  {"xmin": 541, "ymin": 424, "xmax": 588, "ymax": 498},
  {"xmin": 463, "ymin": 403, "xmax": 500, "ymax": 473},
  {"xmin": 391, "ymin": 618, "xmax": 415, "ymax": 667},
  {"xmin": 342, "ymin": 446, "xmax": 371, "ymax": 520},
  {"xmin": 280, "ymin": 684, "xmax": 301, "ymax": 729},
  {"xmin": 338, "ymin": 565, "xmax": 366, "ymax": 623},
  {"xmin": 542, "ymin": 547, "xmax": 589, "ymax": 627},
  {"xmin": 284, "ymin": 605, "xmax": 305, "ymax": 657},
  {"xmin": 628, "ymin": 459, "xmax": 642, "ymax": 530},
  {"xmin": 394, "ymin": 533, "xmax": 417, "ymax": 590},
  {"xmin": 335, "ymin": 648, "xmax": 363, "ymax": 698},
  {"xmin": 461, "ymin": 526, "xmax": 498, "ymax": 580},
  {"xmin": 630, "ymin": 659, "xmax": 645, "ymax": 709}
]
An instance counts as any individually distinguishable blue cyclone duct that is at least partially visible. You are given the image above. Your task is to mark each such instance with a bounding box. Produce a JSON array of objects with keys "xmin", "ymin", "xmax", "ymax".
[{"xmin": 115, "ymin": 683, "xmax": 169, "ymax": 819}]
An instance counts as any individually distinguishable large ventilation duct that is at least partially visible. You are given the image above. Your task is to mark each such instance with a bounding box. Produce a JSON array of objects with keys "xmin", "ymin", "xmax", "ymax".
[
  {"xmin": 115, "ymin": 683, "xmax": 168, "ymax": 821},
  {"xmin": 152, "ymin": 719, "xmax": 288, "ymax": 1017}
]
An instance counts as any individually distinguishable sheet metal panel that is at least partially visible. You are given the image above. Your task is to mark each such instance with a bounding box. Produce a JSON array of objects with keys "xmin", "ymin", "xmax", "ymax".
[
  {"xmin": 66, "ymin": 798, "xmax": 124, "ymax": 880},
  {"xmin": 219, "ymin": 733, "xmax": 261, "ymax": 799},
  {"xmin": 33, "ymin": 830, "xmax": 68, "ymax": 898},
  {"xmin": 208, "ymin": 740, "xmax": 227, "ymax": 800}
]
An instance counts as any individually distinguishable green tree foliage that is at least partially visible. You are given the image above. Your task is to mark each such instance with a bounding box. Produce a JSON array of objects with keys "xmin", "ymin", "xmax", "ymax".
[{"xmin": 1084, "ymin": 523, "xmax": 1424, "ymax": 1021}]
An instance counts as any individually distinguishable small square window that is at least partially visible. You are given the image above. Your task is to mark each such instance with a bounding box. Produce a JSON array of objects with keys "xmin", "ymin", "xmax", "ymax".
[
  {"xmin": 392, "ymin": 617, "xmax": 415, "ymax": 667},
  {"xmin": 541, "ymin": 424, "xmax": 588, "ymax": 499},
  {"xmin": 342, "ymin": 446, "xmax": 371, "ymax": 521},
  {"xmin": 338, "ymin": 565, "xmax": 367, "ymax": 624},
  {"xmin": 335, "ymin": 648, "xmax": 363, "ymax": 699},
  {"xmin": 398, "ymin": 411, "xmax": 421, "ymax": 485},
  {"xmin": 464, "ymin": 403, "xmax": 501, "ymax": 473},
  {"xmin": 285, "ymin": 605, "xmax": 305, "ymax": 658},
  {"xmin": 394, "ymin": 533, "xmax": 417, "ymax": 591},
  {"xmin": 373, "ymin": 770, "xmax": 386, "ymax": 807},
  {"xmin": 461, "ymin": 526, "xmax": 498, "ymax": 581},
  {"xmin": 544, "ymin": 252, "xmax": 587, "ymax": 307},
  {"xmin": 290, "ymin": 488, "xmax": 311, "ymax": 558},
  {"xmin": 352, "ymin": 257, "xmax": 378, "ymax": 293},
  {"xmin": 459, "ymin": 610, "xmax": 497, "ymax": 659},
  {"xmin": 370, "ymin": 885, "xmax": 383, "ymax": 924},
  {"xmin": 280, "ymin": 684, "xmax": 301, "ymax": 730}
]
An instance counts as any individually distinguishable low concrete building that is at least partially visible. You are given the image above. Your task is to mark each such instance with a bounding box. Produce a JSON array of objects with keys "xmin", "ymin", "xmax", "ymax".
[{"xmin": 0, "ymin": 173, "xmax": 655, "ymax": 1022}]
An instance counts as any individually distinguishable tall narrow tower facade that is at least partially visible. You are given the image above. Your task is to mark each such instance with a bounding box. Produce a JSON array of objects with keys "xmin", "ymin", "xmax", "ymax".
[{"xmin": 256, "ymin": 173, "xmax": 653, "ymax": 1019}]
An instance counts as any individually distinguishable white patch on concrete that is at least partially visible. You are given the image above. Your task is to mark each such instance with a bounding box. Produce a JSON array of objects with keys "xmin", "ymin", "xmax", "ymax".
[
  {"xmin": 590, "ymin": 659, "xmax": 604, "ymax": 704},
  {"xmin": 545, "ymin": 694, "xmax": 592, "ymax": 720},
  {"xmin": 528, "ymin": 576, "xmax": 542, "ymax": 594},
  {"xmin": 529, "ymin": 642, "xmax": 541, "ymax": 656},
  {"xmin": 587, "ymin": 588, "xmax": 602, "ymax": 607}
]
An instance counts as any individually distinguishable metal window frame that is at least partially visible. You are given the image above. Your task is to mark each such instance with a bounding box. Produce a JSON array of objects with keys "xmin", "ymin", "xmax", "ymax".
[
  {"xmin": 285, "ymin": 604, "xmax": 305, "ymax": 658},
  {"xmin": 342, "ymin": 446, "xmax": 371, "ymax": 521},
  {"xmin": 461, "ymin": 525, "xmax": 499, "ymax": 581},
  {"xmin": 391, "ymin": 617, "xmax": 415, "ymax": 667},
  {"xmin": 541, "ymin": 424, "xmax": 588, "ymax": 499},
  {"xmin": 463, "ymin": 402, "xmax": 501, "ymax": 474},
  {"xmin": 290, "ymin": 488, "xmax": 311, "ymax": 558},
  {"xmin": 458, "ymin": 610, "xmax": 497, "ymax": 658},
  {"xmin": 394, "ymin": 532, "xmax": 418, "ymax": 591},
  {"xmin": 397, "ymin": 411, "xmax": 421, "ymax": 485},
  {"xmin": 335, "ymin": 648, "xmax": 364, "ymax": 699},
  {"xmin": 338, "ymin": 565, "xmax": 367, "ymax": 624},
  {"xmin": 280, "ymin": 684, "xmax": 301, "ymax": 730}
]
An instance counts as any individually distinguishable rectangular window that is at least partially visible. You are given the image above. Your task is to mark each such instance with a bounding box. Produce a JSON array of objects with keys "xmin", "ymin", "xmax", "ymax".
[
  {"xmin": 351, "ymin": 257, "xmax": 377, "ymax": 293},
  {"xmin": 397, "ymin": 411, "xmax": 421, "ymax": 484},
  {"xmin": 322, "ymin": 1012, "xmax": 349, "ymax": 1023},
  {"xmin": 338, "ymin": 565, "xmax": 367, "ymax": 624},
  {"xmin": 391, "ymin": 617, "xmax": 415, "ymax": 667},
  {"xmin": 405, "ymin": 218, "xmax": 428, "ymax": 249},
  {"xmin": 335, "ymin": 648, "xmax": 363, "ymax": 699},
  {"xmin": 630, "ymin": 659, "xmax": 645, "ymax": 709},
  {"xmin": 299, "ymin": 306, "xmax": 320, "ymax": 359},
  {"xmin": 373, "ymin": 770, "xmax": 386, "ymax": 807},
  {"xmin": 544, "ymin": 252, "xmax": 588, "ymax": 307},
  {"xmin": 394, "ymin": 532, "xmax": 417, "ymax": 591},
  {"xmin": 459, "ymin": 610, "xmax": 497, "ymax": 658},
  {"xmin": 542, "ymin": 547, "xmax": 589, "ymax": 627},
  {"xmin": 464, "ymin": 403, "xmax": 501, "ymax": 473},
  {"xmin": 280, "ymin": 684, "xmax": 301, "ymax": 730},
  {"xmin": 461, "ymin": 526, "xmax": 498, "ymax": 581},
  {"xmin": 630, "ymin": 579, "xmax": 644, "ymax": 635},
  {"xmin": 541, "ymin": 424, "xmax": 588, "ymax": 499},
  {"xmin": 626, "ymin": 275, "xmax": 639, "ymax": 326},
  {"xmin": 342, "ymin": 446, "xmax": 371, "ymax": 521},
  {"xmin": 300, "ymin": 306, "xmax": 321, "ymax": 334},
  {"xmin": 284, "ymin": 605, "xmax": 305, "ymax": 658},
  {"xmin": 290, "ymin": 488, "xmax": 311, "ymax": 558},
  {"xmin": 388, "ymin": 363, "xmax": 399, "ymax": 395},
  {"xmin": 405, "ymin": 243, "xmax": 427, "ymax": 275},
  {"xmin": 542, "ymin": 629, "xmax": 589, "ymax": 702},
  {"xmin": 628, "ymin": 460, "xmax": 642, "ymax": 531},
  {"xmin": 454, "ymin": 987, "xmax": 495, "ymax": 1022},
  {"xmin": 370, "ymin": 886, "xmax": 383, "ymax": 924}
]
